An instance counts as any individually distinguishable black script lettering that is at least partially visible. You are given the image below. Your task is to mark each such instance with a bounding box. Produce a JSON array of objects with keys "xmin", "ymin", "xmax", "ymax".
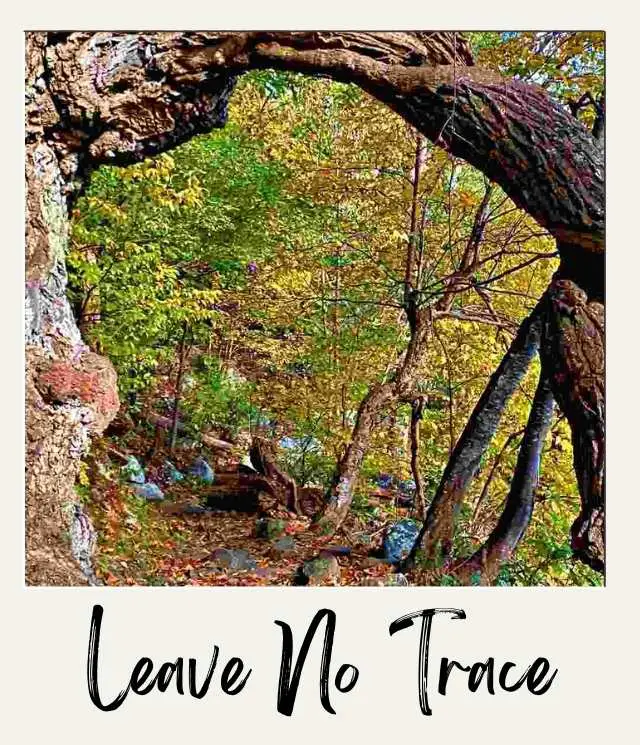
[
  {"xmin": 86, "ymin": 605, "xmax": 251, "ymax": 711},
  {"xmin": 389, "ymin": 608, "xmax": 466, "ymax": 716},
  {"xmin": 275, "ymin": 609, "xmax": 359, "ymax": 716}
]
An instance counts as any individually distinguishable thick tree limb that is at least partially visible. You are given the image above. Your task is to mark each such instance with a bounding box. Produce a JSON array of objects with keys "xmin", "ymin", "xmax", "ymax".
[
  {"xmin": 448, "ymin": 374, "xmax": 555, "ymax": 585},
  {"xmin": 540, "ymin": 279, "xmax": 604, "ymax": 572},
  {"xmin": 38, "ymin": 32, "xmax": 602, "ymax": 260},
  {"xmin": 404, "ymin": 298, "xmax": 544, "ymax": 568}
]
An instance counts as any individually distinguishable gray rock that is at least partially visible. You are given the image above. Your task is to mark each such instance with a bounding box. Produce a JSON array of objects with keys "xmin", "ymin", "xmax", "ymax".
[
  {"xmin": 255, "ymin": 518, "xmax": 287, "ymax": 540},
  {"xmin": 133, "ymin": 482, "xmax": 164, "ymax": 501},
  {"xmin": 210, "ymin": 548, "xmax": 257, "ymax": 572},
  {"xmin": 254, "ymin": 567, "xmax": 278, "ymax": 579},
  {"xmin": 360, "ymin": 573, "xmax": 410, "ymax": 587},
  {"xmin": 302, "ymin": 551, "xmax": 340, "ymax": 586},
  {"xmin": 122, "ymin": 455, "xmax": 145, "ymax": 484},
  {"xmin": 272, "ymin": 536, "xmax": 296, "ymax": 554},
  {"xmin": 383, "ymin": 518, "xmax": 421, "ymax": 563},
  {"xmin": 188, "ymin": 456, "xmax": 214, "ymax": 484},
  {"xmin": 160, "ymin": 460, "xmax": 184, "ymax": 484}
]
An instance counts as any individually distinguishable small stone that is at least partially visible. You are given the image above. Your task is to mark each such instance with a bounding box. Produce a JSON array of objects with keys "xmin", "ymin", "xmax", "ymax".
[
  {"xmin": 377, "ymin": 473, "xmax": 394, "ymax": 489},
  {"xmin": 133, "ymin": 482, "xmax": 164, "ymax": 501},
  {"xmin": 160, "ymin": 460, "xmax": 184, "ymax": 484},
  {"xmin": 210, "ymin": 548, "xmax": 257, "ymax": 571},
  {"xmin": 255, "ymin": 518, "xmax": 287, "ymax": 540},
  {"xmin": 188, "ymin": 456, "xmax": 214, "ymax": 484},
  {"xmin": 301, "ymin": 551, "xmax": 340, "ymax": 586},
  {"xmin": 271, "ymin": 536, "xmax": 296, "ymax": 554},
  {"xmin": 122, "ymin": 455, "xmax": 145, "ymax": 484},
  {"xmin": 254, "ymin": 567, "xmax": 278, "ymax": 579},
  {"xmin": 385, "ymin": 573, "xmax": 410, "ymax": 586},
  {"xmin": 360, "ymin": 573, "xmax": 410, "ymax": 587}
]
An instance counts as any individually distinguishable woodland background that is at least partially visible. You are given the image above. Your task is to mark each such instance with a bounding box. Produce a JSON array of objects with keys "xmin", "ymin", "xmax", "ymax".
[{"xmin": 32, "ymin": 31, "xmax": 604, "ymax": 586}]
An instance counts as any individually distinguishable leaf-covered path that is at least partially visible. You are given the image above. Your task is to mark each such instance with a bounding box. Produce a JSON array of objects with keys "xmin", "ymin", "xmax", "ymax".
[{"xmin": 86, "ymin": 438, "xmax": 415, "ymax": 587}]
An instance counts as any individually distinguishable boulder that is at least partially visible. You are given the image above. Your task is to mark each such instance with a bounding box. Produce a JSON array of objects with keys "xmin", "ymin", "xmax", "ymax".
[
  {"xmin": 255, "ymin": 517, "xmax": 287, "ymax": 540},
  {"xmin": 122, "ymin": 455, "xmax": 145, "ymax": 484},
  {"xmin": 133, "ymin": 482, "xmax": 164, "ymax": 501},
  {"xmin": 301, "ymin": 551, "xmax": 341, "ymax": 586},
  {"xmin": 383, "ymin": 519, "xmax": 420, "ymax": 563},
  {"xmin": 188, "ymin": 456, "xmax": 214, "ymax": 484},
  {"xmin": 210, "ymin": 548, "xmax": 257, "ymax": 572}
]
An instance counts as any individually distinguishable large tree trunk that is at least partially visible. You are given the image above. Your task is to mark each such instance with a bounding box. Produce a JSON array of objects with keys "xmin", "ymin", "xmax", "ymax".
[
  {"xmin": 541, "ymin": 278, "xmax": 605, "ymax": 571},
  {"xmin": 25, "ymin": 31, "xmax": 604, "ymax": 581},
  {"xmin": 447, "ymin": 374, "xmax": 555, "ymax": 585}
]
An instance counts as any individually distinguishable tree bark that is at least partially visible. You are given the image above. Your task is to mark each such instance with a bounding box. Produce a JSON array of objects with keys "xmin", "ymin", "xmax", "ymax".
[
  {"xmin": 447, "ymin": 374, "xmax": 555, "ymax": 585},
  {"xmin": 541, "ymin": 279, "xmax": 605, "ymax": 572},
  {"xmin": 405, "ymin": 300, "xmax": 544, "ymax": 567},
  {"xmin": 410, "ymin": 397, "xmax": 427, "ymax": 518}
]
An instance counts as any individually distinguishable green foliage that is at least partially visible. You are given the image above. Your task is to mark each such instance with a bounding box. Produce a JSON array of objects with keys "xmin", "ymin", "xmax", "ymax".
[{"xmin": 183, "ymin": 356, "xmax": 259, "ymax": 437}]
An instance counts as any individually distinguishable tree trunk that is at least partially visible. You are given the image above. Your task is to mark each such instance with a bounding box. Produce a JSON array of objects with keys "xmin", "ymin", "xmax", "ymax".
[
  {"xmin": 541, "ymin": 278, "xmax": 605, "ymax": 572},
  {"xmin": 315, "ymin": 309, "xmax": 432, "ymax": 534},
  {"xmin": 169, "ymin": 322, "xmax": 189, "ymax": 453},
  {"xmin": 447, "ymin": 374, "xmax": 555, "ymax": 585},
  {"xmin": 405, "ymin": 301, "xmax": 544, "ymax": 568},
  {"xmin": 410, "ymin": 397, "xmax": 427, "ymax": 518}
]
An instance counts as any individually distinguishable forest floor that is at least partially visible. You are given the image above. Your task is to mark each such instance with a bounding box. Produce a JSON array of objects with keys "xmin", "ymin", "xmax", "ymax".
[{"xmin": 84, "ymin": 432, "xmax": 414, "ymax": 587}]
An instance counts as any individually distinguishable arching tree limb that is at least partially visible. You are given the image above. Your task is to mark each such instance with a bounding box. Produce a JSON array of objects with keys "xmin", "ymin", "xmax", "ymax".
[{"xmin": 447, "ymin": 373, "xmax": 555, "ymax": 585}]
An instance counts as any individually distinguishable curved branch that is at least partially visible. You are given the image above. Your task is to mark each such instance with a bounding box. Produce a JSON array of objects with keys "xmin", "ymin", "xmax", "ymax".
[{"xmin": 39, "ymin": 31, "xmax": 603, "ymax": 263}]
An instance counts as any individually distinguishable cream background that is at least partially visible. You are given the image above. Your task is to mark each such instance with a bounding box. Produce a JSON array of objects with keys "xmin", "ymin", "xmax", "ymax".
[{"xmin": 4, "ymin": 3, "xmax": 638, "ymax": 742}]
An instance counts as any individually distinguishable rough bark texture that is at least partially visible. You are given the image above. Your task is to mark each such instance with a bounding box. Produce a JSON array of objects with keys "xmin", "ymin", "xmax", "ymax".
[
  {"xmin": 406, "ymin": 302, "xmax": 544, "ymax": 567},
  {"xmin": 541, "ymin": 279, "xmax": 605, "ymax": 571},
  {"xmin": 449, "ymin": 374, "xmax": 555, "ymax": 585},
  {"xmin": 24, "ymin": 30, "xmax": 604, "ymax": 583}
]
